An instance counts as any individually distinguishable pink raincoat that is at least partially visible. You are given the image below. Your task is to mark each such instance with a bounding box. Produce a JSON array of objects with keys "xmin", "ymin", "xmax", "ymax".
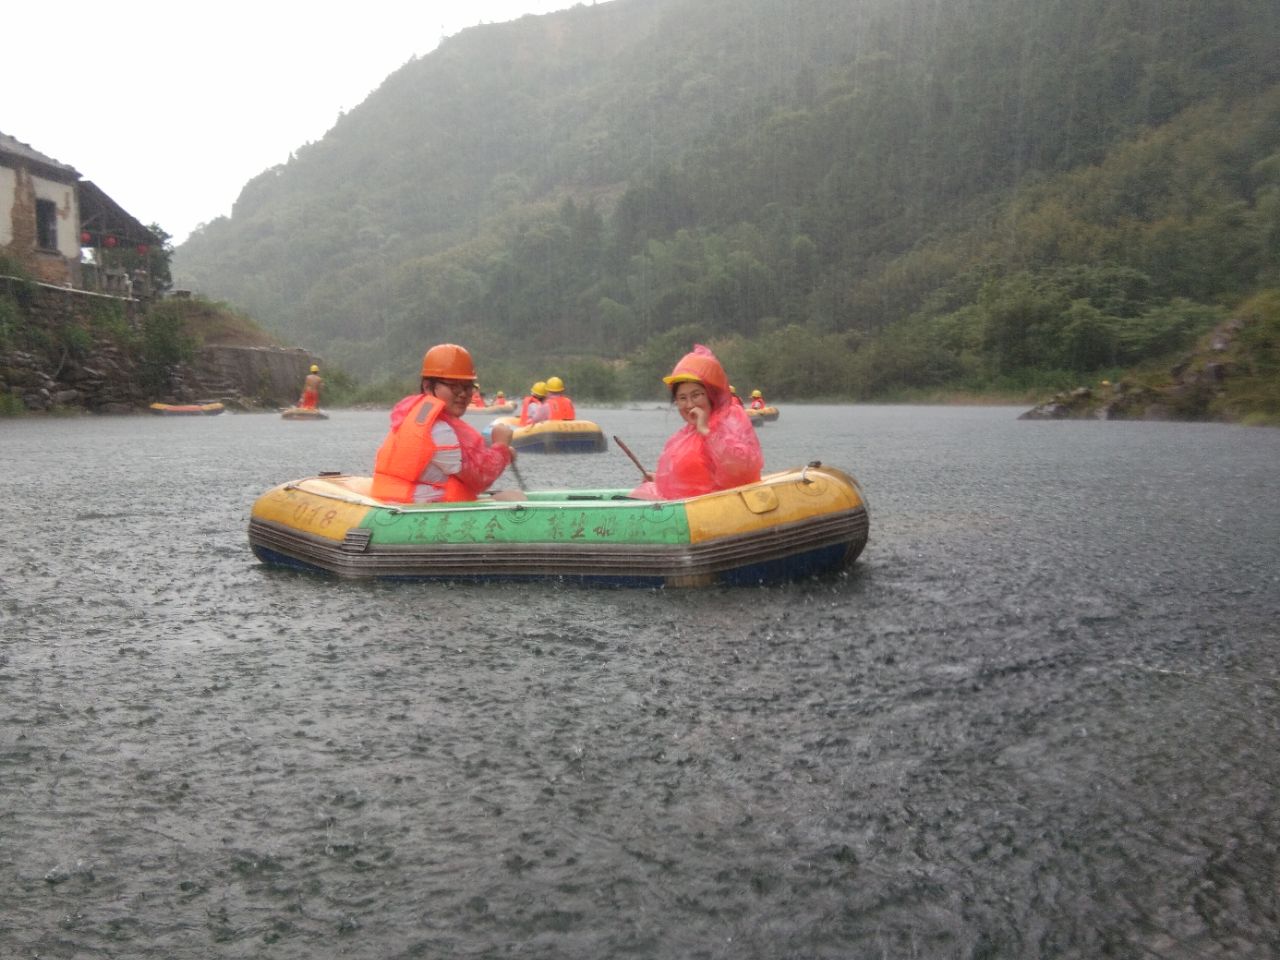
[{"xmin": 630, "ymin": 346, "xmax": 763, "ymax": 500}]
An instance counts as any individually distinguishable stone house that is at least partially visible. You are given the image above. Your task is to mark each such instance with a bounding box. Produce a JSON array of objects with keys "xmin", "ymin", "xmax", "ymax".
[{"xmin": 0, "ymin": 130, "xmax": 158, "ymax": 295}]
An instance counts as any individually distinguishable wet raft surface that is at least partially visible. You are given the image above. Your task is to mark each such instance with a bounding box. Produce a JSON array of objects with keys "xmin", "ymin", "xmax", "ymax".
[{"xmin": 1, "ymin": 407, "xmax": 1278, "ymax": 958}]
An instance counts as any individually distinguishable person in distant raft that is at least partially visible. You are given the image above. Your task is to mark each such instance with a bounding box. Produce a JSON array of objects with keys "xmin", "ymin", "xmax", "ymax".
[
  {"xmin": 543, "ymin": 376, "xmax": 576, "ymax": 420},
  {"xmin": 520, "ymin": 381, "xmax": 549, "ymax": 425},
  {"xmin": 299, "ymin": 364, "xmax": 323, "ymax": 409},
  {"xmin": 749, "ymin": 389, "xmax": 767, "ymax": 410},
  {"xmin": 728, "ymin": 385, "xmax": 745, "ymax": 407},
  {"xmin": 630, "ymin": 344, "xmax": 763, "ymax": 500},
  {"xmin": 469, "ymin": 383, "xmax": 487, "ymax": 408},
  {"xmin": 371, "ymin": 344, "xmax": 522, "ymax": 503}
]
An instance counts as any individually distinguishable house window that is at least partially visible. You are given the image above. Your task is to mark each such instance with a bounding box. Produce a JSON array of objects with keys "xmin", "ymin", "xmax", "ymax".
[{"xmin": 36, "ymin": 199, "xmax": 59, "ymax": 250}]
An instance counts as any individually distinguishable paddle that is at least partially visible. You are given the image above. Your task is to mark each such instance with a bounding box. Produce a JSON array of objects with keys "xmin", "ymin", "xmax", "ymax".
[
  {"xmin": 507, "ymin": 453, "xmax": 526, "ymax": 490},
  {"xmin": 612, "ymin": 435, "xmax": 650, "ymax": 479}
]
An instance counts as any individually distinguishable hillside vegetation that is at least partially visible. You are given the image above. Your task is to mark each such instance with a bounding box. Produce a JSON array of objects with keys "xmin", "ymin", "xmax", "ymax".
[{"xmin": 173, "ymin": 0, "xmax": 1280, "ymax": 415}]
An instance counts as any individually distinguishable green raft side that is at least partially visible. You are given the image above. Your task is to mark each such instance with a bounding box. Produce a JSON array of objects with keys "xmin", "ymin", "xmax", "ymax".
[{"xmin": 355, "ymin": 491, "xmax": 693, "ymax": 547}]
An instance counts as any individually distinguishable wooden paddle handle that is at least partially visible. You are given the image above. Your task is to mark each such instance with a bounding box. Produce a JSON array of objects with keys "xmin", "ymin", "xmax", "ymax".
[{"xmin": 612, "ymin": 435, "xmax": 649, "ymax": 478}]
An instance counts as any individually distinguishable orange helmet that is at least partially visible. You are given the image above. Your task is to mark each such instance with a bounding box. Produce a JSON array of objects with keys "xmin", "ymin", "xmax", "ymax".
[
  {"xmin": 663, "ymin": 344, "xmax": 728, "ymax": 393},
  {"xmin": 421, "ymin": 343, "xmax": 477, "ymax": 381}
]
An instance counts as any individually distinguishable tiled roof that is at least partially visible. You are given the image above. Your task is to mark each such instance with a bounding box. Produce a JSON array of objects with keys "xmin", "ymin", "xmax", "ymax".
[{"xmin": 0, "ymin": 131, "xmax": 79, "ymax": 177}]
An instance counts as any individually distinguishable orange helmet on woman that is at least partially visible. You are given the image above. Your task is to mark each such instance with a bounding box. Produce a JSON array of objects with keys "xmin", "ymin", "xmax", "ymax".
[
  {"xmin": 421, "ymin": 343, "xmax": 477, "ymax": 381},
  {"xmin": 662, "ymin": 344, "xmax": 728, "ymax": 393}
]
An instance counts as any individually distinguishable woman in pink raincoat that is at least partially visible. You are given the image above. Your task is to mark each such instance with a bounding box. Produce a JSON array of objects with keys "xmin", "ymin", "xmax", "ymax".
[{"xmin": 630, "ymin": 345, "xmax": 763, "ymax": 500}]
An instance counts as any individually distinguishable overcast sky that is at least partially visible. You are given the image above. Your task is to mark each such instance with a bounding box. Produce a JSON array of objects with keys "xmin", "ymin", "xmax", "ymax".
[{"xmin": 3, "ymin": 0, "xmax": 584, "ymax": 245}]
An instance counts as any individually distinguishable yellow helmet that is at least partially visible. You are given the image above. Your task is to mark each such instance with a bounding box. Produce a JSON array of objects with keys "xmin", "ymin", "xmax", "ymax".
[
  {"xmin": 751, "ymin": 389, "xmax": 763, "ymax": 398},
  {"xmin": 309, "ymin": 364, "xmax": 319, "ymax": 373},
  {"xmin": 531, "ymin": 381, "xmax": 548, "ymax": 398},
  {"xmin": 729, "ymin": 385, "xmax": 737, "ymax": 394},
  {"xmin": 546, "ymin": 375, "xmax": 565, "ymax": 392}
]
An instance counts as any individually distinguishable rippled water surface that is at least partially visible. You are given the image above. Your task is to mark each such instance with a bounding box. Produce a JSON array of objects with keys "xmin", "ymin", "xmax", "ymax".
[{"xmin": 2, "ymin": 405, "xmax": 1278, "ymax": 959}]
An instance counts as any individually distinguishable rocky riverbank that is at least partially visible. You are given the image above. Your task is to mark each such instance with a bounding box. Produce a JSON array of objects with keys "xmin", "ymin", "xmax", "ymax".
[
  {"xmin": 1, "ymin": 278, "xmax": 317, "ymax": 414},
  {"xmin": 1020, "ymin": 307, "xmax": 1278, "ymax": 424}
]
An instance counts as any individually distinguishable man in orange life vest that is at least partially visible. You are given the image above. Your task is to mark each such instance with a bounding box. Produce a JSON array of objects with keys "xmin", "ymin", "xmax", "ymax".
[
  {"xmin": 749, "ymin": 389, "xmax": 767, "ymax": 410},
  {"xmin": 728, "ymin": 385, "xmax": 745, "ymax": 407},
  {"xmin": 371, "ymin": 344, "xmax": 521, "ymax": 503},
  {"xmin": 300, "ymin": 364, "xmax": 322, "ymax": 409},
  {"xmin": 519, "ymin": 381, "xmax": 548, "ymax": 426},
  {"xmin": 543, "ymin": 375, "xmax": 576, "ymax": 420}
]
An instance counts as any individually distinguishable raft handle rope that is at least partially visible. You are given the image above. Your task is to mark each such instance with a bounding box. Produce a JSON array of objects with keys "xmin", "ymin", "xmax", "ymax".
[{"xmin": 800, "ymin": 460, "xmax": 822, "ymax": 484}]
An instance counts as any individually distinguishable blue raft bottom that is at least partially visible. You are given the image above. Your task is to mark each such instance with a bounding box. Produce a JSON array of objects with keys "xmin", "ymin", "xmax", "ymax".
[{"xmin": 251, "ymin": 541, "xmax": 857, "ymax": 588}]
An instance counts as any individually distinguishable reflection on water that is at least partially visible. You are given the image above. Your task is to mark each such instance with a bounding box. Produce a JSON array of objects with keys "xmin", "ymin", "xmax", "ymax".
[{"xmin": 1, "ymin": 407, "xmax": 1278, "ymax": 958}]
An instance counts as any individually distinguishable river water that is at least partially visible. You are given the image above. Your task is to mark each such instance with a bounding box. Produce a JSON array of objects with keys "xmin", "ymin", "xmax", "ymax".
[{"xmin": 1, "ymin": 405, "xmax": 1277, "ymax": 959}]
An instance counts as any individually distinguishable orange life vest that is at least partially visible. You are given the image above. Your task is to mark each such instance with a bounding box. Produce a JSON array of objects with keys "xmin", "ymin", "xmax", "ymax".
[
  {"xmin": 519, "ymin": 396, "xmax": 543, "ymax": 426},
  {"xmin": 371, "ymin": 395, "xmax": 475, "ymax": 503},
  {"xmin": 545, "ymin": 394, "xmax": 575, "ymax": 420}
]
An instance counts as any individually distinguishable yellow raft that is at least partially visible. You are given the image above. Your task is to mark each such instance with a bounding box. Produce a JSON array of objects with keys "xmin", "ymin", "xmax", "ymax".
[
  {"xmin": 248, "ymin": 462, "xmax": 869, "ymax": 587},
  {"xmin": 281, "ymin": 406, "xmax": 329, "ymax": 420},
  {"xmin": 487, "ymin": 417, "xmax": 608, "ymax": 453},
  {"xmin": 149, "ymin": 401, "xmax": 224, "ymax": 416}
]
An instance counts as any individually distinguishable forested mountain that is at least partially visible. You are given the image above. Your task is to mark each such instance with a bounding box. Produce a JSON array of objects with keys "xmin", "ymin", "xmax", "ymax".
[{"xmin": 173, "ymin": 0, "xmax": 1280, "ymax": 403}]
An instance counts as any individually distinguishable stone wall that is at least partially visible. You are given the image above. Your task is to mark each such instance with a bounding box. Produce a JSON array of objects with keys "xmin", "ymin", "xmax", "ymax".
[{"xmin": 1, "ymin": 277, "xmax": 316, "ymax": 413}]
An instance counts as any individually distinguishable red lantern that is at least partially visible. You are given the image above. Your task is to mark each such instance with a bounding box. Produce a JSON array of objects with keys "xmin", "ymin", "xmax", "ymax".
[
  {"xmin": 136, "ymin": 244, "xmax": 149, "ymax": 256},
  {"xmin": 105, "ymin": 236, "xmax": 117, "ymax": 248},
  {"xmin": 80, "ymin": 231, "xmax": 92, "ymax": 244}
]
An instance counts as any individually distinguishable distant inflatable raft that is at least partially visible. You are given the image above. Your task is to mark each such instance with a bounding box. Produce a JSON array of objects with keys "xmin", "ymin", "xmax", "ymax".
[
  {"xmin": 149, "ymin": 402, "xmax": 224, "ymax": 416},
  {"xmin": 248, "ymin": 463, "xmax": 869, "ymax": 588},
  {"xmin": 466, "ymin": 401, "xmax": 517, "ymax": 415},
  {"xmin": 487, "ymin": 417, "xmax": 608, "ymax": 453},
  {"xmin": 281, "ymin": 406, "xmax": 329, "ymax": 420}
]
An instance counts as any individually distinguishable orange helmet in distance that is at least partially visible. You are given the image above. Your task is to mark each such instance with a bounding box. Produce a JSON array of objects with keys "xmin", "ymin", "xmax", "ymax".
[{"xmin": 421, "ymin": 343, "xmax": 477, "ymax": 381}]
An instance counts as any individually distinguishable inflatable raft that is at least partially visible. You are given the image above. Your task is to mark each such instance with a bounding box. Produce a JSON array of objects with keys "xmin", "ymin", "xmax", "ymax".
[
  {"xmin": 746, "ymin": 406, "xmax": 780, "ymax": 423},
  {"xmin": 488, "ymin": 417, "xmax": 608, "ymax": 453},
  {"xmin": 281, "ymin": 406, "xmax": 329, "ymax": 421},
  {"xmin": 466, "ymin": 401, "xmax": 517, "ymax": 415},
  {"xmin": 248, "ymin": 463, "xmax": 869, "ymax": 587},
  {"xmin": 149, "ymin": 401, "xmax": 224, "ymax": 416}
]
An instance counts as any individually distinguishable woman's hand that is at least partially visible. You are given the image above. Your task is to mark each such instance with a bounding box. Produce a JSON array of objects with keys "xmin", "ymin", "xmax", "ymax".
[
  {"xmin": 491, "ymin": 423, "xmax": 515, "ymax": 447},
  {"xmin": 690, "ymin": 406, "xmax": 710, "ymax": 435}
]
